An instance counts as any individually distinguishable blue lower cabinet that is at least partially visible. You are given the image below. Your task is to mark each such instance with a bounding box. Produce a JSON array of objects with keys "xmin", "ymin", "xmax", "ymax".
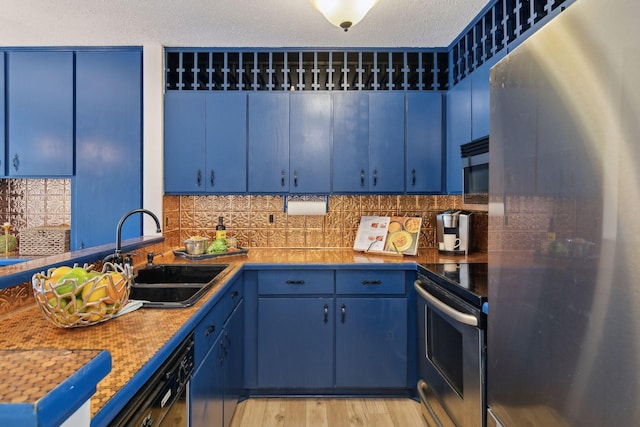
[
  {"xmin": 191, "ymin": 280, "xmax": 244, "ymax": 427},
  {"xmin": 191, "ymin": 333, "xmax": 224, "ymax": 427},
  {"xmin": 257, "ymin": 297, "xmax": 334, "ymax": 389},
  {"xmin": 254, "ymin": 268, "xmax": 409, "ymax": 392},
  {"xmin": 335, "ymin": 297, "xmax": 408, "ymax": 388}
]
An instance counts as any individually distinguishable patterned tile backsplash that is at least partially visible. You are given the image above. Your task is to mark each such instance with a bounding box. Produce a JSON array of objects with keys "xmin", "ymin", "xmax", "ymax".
[
  {"xmin": 0, "ymin": 184, "xmax": 489, "ymax": 317},
  {"xmin": 0, "ymin": 179, "xmax": 71, "ymax": 236},
  {"xmin": 162, "ymin": 194, "xmax": 489, "ymax": 252}
]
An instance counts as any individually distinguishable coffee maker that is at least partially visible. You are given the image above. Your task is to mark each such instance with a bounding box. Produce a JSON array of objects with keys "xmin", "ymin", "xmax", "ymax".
[{"xmin": 436, "ymin": 210, "xmax": 474, "ymax": 255}]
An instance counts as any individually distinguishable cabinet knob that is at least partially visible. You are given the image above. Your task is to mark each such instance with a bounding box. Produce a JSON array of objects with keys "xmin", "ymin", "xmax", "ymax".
[
  {"xmin": 12, "ymin": 154, "xmax": 19, "ymax": 172},
  {"xmin": 341, "ymin": 303, "xmax": 346, "ymax": 323},
  {"xmin": 281, "ymin": 169, "xmax": 286, "ymax": 187},
  {"xmin": 360, "ymin": 169, "xmax": 365, "ymax": 186},
  {"xmin": 196, "ymin": 169, "xmax": 202, "ymax": 187},
  {"xmin": 373, "ymin": 169, "xmax": 378, "ymax": 186},
  {"xmin": 293, "ymin": 170, "xmax": 298, "ymax": 187},
  {"xmin": 205, "ymin": 323, "xmax": 215, "ymax": 336},
  {"xmin": 210, "ymin": 170, "xmax": 215, "ymax": 187},
  {"xmin": 324, "ymin": 304, "xmax": 329, "ymax": 323},
  {"xmin": 411, "ymin": 169, "xmax": 416, "ymax": 186}
]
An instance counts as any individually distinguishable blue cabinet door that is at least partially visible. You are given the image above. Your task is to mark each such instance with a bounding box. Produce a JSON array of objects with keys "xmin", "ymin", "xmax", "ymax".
[
  {"xmin": 471, "ymin": 61, "xmax": 491, "ymax": 140},
  {"xmin": 164, "ymin": 92, "xmax": 207, "ymax": 193},
  {"xmin": 223, "ymin": 300, "xmax": 244, "ymax": 427},
  {"xmin": 73, "ymin": 50, "xmax": 142, "ymax": 250},
  {"xmin": 446, "ymin": 77, "xmax": 472, "ymax": 194},
  {"xmin": 332, "ymin": 92, "xmax": 369, "ymax": 192},
  {"xmin": 191, "ymin": 333, "xmax": 224, "ymax": 427},
  {"xmin": 206, "ymin": 93, "xmax": 247, "ymax": 193},
  {"xmin": 0, "ymin": 53, "xmax": 4, "ymax": 177},
  {"xmin": 8, "ymin": 51, "xmax": 74, "ymax": 177},
  {"xmin": 289, "ymin": 92, "xmax": 331, "ymax": 193},
  {"xmin": 248, "ymin": 93, "xmax": 290, "ymax": 193},
  {"xmin": 257, "ymin": 297, "xmax": 334, "ymax": 388},
  {"xmin": 335, "ymin": 297, "xmax": 408, "ymax": 388},
  {"xmin": 369, "ymin": 93, "xmax": 405, "ymax": 193},
  {"xmin": 406, "ymin": 93, "xmax": 443, "ymax": 193}
]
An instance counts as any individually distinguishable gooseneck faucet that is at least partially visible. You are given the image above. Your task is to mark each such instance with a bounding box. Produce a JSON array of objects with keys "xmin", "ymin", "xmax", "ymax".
[{"xmin": 104, "ymin": 209, "xmax": 162, "ymax": 266}]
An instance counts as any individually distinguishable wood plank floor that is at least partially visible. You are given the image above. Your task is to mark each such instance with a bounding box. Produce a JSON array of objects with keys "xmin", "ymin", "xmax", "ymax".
[{"xmin": 229, "ymin": 397, "xmax": 428, "ymax": 427}]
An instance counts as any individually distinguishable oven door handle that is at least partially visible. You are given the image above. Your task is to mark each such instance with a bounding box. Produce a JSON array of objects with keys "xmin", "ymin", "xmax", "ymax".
[{"xmin": 414, "ymin": 281, "xmax": 478, "ymax": 327}]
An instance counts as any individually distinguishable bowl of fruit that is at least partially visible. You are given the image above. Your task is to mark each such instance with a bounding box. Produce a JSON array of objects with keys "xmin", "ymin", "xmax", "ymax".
[{"xmin": 32, "ymin": 262, "xmax": 132, "ymax": 328}]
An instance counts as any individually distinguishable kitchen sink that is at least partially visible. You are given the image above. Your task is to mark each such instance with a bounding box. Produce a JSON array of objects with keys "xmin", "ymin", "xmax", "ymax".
[{"xmin": 130, "ymin": 264, "xmax": 229, "ymax": 308}]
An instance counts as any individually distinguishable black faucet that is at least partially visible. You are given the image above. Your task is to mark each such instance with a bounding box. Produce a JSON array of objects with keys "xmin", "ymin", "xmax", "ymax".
[{"xmin": 104, "ymin": 209, "xmax": 162, "ymax": 267}]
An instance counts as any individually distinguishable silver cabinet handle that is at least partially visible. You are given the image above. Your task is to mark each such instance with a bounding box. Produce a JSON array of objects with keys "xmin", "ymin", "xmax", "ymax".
[
  {"xmin": 281, "ymin": 169, "xmax": 286, "ymax": 187},
  {"xmin": 360, "ymin": 169, "xmax": 365, "ymax": 186},
  {"xmin": 373, "ymin": 169, "xmax": 378, "ymax": 186},
  {"xmin": 293, "ymin": 170, "xmax": 298, "ymax": 187},
  {"xmin": 414, "ymin": 281, "xmax": 478, "ymax": 327},
  {"xmin": 411, "ymin": 169, "xmax": 416, "ymax": 186},
  {"xmin": 196, "ymin": 169, "xmax": 202, "ymax": 186},
  {"xmin": 361, "ymin": 280, "xmax": 382, "ymax": 285},
  {"xmin": 12, "ymin": 154, "xmax": 19, "ymax": 172},
  {"xmin": 286, "ymin": 280, "xmax": 305, "ymax": 285},
  {"xmin": 341, "ymin": 303, "xmax": 346, "ymax": 323},
  {"xmin": 324, "ymin": 304, "xmax": 329, "ymax": 323},
  {"xmin": 210, "ymin": 169, "xmax": 215, "ymax": 187}
]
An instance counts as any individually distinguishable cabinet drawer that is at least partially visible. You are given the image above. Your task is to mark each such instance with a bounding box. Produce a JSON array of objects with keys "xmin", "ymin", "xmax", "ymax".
[
  {"xmin": 335, "ymin": 270, "xmax": 405, "ymax": 295},
  {"xmin": 258, "ymin": 270, "xmax": 334, "ymax": 295},
  {"xmin": 194, "ymin": 301, "xmax": 226, "ymax": 367},
  {"xmin": 221, "ymin": 276, "xmax": 244, "ymax": 324}
]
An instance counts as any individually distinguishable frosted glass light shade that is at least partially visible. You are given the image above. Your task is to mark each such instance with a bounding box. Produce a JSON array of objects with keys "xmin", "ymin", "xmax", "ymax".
[{"xmin": 311, "ymin": 0, "xmax": 380, "ymax": 31}]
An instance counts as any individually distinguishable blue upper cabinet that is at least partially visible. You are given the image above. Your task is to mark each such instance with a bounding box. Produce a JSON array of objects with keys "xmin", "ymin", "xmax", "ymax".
[
  {"xmin": 332, "ymin": 92, "xmax": 369, "ymax": 192},
  {"xmin": 165, "ymin": 92, "xmax": 247, "ymax": 194},
  {"xmin": 471, "ymin": 55, "xmax": 503, "ymax": 140},
  {"xmin": 446, "ymin": 77, "xmax": 472, "ymax": 194},
  {"xmin": 248, "ymin": 93, "xmax": 290, "ymax": 193},
  {"xmin": 289, "ymin": 92, "xmax": 331, "ymax": 194},
  {"xmin": 332, "ymin": 92, "xmax": 405, "ymax": 193},
  {"xmin": 73, "ymin": 49, "xmax": 142, "ymax": 250},
  {"xmin": 7, "ymin": 51, "xmax": 74, "ymax": 177},
  {"xmin": 406, "ymin": 93, "xmax": 443, "ymax": 193},
  {"xmin": 0, "ymin": 53, "xmax": 4, "ymax": 177},
  {"xmin": 206, "ymin": 92, "xmax": 247, "ymax": 193},
  {"xmin": 369, "ymin": 92, "xmax": 405, "ymax": 193},
  {"xmin": 164, "ymin": 92, "xmax": 207, "ymax": 193},
  {"xmin": 471, "ymin": 61, "xmax": 491, "ymax": 140}
]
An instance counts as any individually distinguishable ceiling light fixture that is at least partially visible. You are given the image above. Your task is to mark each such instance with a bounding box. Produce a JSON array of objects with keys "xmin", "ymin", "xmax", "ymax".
[{"xmin": 310, "ymin": 0, "xmax": 380, "ymax": 32}]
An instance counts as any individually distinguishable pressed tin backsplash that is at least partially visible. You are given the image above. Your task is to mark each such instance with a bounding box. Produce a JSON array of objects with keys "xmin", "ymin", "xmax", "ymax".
[{"xmin": 162, "ymin": 194, "xmax": 489, "ymax": 253}]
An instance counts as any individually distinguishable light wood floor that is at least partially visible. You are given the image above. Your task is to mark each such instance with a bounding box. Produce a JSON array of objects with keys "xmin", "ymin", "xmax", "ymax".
[{"xmin": 229, "ymin": 397, "xmax": 428, "ymax": 427}]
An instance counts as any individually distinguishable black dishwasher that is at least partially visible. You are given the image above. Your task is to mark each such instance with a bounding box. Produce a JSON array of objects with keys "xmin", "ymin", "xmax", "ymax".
[{"xmin": 111, "ymin": 333, "xmax": 195, "ymax": 426}]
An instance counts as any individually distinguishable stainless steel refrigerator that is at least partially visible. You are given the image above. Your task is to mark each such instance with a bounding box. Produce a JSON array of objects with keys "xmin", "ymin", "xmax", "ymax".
[{"xmin": 488, "ymin": 0, "xmax": 640, "ymax": 425}]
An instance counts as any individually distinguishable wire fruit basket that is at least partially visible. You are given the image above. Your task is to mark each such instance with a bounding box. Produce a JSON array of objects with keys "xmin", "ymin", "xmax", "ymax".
[{"xmin": 32, "ymin": 262, "xmax": 133, "ymax": 328}]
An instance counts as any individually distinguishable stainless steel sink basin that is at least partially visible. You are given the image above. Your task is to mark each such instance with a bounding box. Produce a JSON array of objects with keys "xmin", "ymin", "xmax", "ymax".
[{"xmin": 130, "ymin": 264, "xmax": 229, "ymax": 308}]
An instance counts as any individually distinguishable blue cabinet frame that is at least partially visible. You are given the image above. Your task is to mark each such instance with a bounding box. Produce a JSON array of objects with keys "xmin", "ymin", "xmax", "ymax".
[
  {"xmin": 0, "ymin": 53, "xmax": 4, "ymax": 177},
  {"xmin": 7, "ymin": 51, "xmax": 74, "ymax": 177},
  {"xmin": 73, "ymin": 49, "xmax": 142, "ymax": 250}
]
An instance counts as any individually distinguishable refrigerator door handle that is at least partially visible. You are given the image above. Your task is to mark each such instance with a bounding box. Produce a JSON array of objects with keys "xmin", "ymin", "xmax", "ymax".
[{"xmin": 414, "ymin": 281, "xmax": 478, "ymax": 327}]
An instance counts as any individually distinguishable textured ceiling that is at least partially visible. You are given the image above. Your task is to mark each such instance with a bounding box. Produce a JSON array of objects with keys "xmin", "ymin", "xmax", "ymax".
[{"xmin": 0, "ymin": 0, "xmax": 490, "ymax": 48}]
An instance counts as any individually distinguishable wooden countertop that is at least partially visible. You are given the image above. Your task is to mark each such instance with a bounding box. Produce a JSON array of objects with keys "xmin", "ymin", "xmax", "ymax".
[{"xmin": 0, "ymin": 247, "xmax": 487, "ymax": 426}]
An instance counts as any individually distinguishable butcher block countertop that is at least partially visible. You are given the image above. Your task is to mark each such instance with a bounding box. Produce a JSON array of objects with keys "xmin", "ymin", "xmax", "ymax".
[{"xmin": 0, "ymin": 247, "xmax": 486, "ymax": 426}]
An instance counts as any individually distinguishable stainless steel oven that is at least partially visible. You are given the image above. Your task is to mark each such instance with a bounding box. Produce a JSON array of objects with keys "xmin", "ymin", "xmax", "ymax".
[
  {"xmin": 416, "ymin": 264, "xmax": 487, "ymax": 427},
  {"xmin": 111, "ymin": 333, "xmax": 195, "ymax": 426}
]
